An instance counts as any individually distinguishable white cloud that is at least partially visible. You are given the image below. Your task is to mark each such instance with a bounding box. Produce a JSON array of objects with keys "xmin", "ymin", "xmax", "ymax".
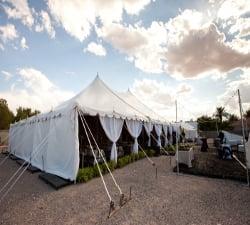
[
  {"xmin": 123, "ymin": 0, "xmax": 151, "ymax": 15},
  {"xmin": 131, "ymin": 78, "xmax": 212, "ymax": 121},
  {"xmin": 98, "ymin": 21, "xmax": 167, "ymax": 73},
  {"xmin": 217, "ymin": 0, "xmax": 250, "ymax": 20},
  {"xmin": 0, "ymin": 68, "xmax": 74, "ymax": 112},
  {"xmin": 84, "ymin": 42, "xmax": 106, "ymax": 56},
  {"xmin": 20, "ymin": 37, "xmax": 28, "ymax": 49},
  {"xmin": 177, "ymin": 83, "xmax": 193, "ymax": 95},
  {"xmin": 218, "ymin": 69, "xmax": 250, "ymax": 114},
  {"xmin": 166, "ymin": 9, "xmax": 205, "ymax": 46},
  {"xmin": 35, "ymin": 10, "xmax": 55, "ymax": 38},
  {"xmin": 3, "ymin": 0, "xmax": 34, "ymax": 27},
  {"xmin": 229, "ymin": 17, "xmax": 250, "ymax": 38},
  {"xmin": 165, "ymin": 23, "xmax": 250, "ymax": 79},
  {"xmin": 47, "ymin": 0, "xmax": 152, "ymax": 41},
  {"xmin": 1, "ymin": 70, "xmax": 12, "ymax": 81},
  {"xmin": 0, "ymin": 24, "xmax": 18, "ymax": 42}
]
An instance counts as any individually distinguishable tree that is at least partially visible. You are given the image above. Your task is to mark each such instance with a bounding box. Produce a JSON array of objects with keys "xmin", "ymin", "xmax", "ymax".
[
  {"xmin": 197, "ymin": 115, "xmax": 217, "ymax": 131},
  {"xmin": 244, "ymin": 109, "xmax": 250, "ymax": 119},
  {"xmin": 0, "ymin": 99, "xmax": 14, "ymax": 129},
  {"xmin": 14, "ymin": 107, "xmax": 40, "ymax": 122},
  {"xmin": 228, "ymin": 114, "xmax": 239, "ymax": 122},
  {"xmin": 215, "ymin": 107, "xmax": 228, "ymax": 124}
]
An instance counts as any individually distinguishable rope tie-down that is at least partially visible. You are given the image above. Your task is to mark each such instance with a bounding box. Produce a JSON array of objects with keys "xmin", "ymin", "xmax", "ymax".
[{"xmin": 78, "ymin": 110, "xmax": 132, "ymax": 218}]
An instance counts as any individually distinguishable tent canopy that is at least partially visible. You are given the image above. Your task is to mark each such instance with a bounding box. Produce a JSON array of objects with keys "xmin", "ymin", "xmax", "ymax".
[{"xmin": 56, "ymin": 76, "xmax": 150, "ymax": 121}]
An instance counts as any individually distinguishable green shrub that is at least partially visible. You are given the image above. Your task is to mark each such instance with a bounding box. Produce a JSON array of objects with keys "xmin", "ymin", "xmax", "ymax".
[
  {"xmin": 130, "ymin": 153, "xmax": 137, "ymax": 162},
  {"xmin": 77, "ymin": 149, "xmax": 156, "ymax": 183},
  {"xmin": 146, "ymin": 149, "xmax": 155, "ymax": 157},
  {"xmin": 138, "ymin": 151, "xmax": 145, "ymax": 159},
  {"xmin": 77, "ymin": 167, "xmax": 94, "ymax": 182},
  {"xmin": 108, "ymin": 160, "xmax": 116, "ymax": 171}
]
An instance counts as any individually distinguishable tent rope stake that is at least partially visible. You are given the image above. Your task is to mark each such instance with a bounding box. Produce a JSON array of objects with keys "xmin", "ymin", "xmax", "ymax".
[
  {"xmin": 78, "ymin": 111, "xmax": 112, "ymax": 202},
  {"xmin": 79, "ymin": 111, "xmax": 123, "ymax": 195},
  {"xmin": 79, "ymin": 110, "xmax": 132, "ymax": 213},
  {"xmin": 79, "ymin": 111, "xmax": 127, "ymax": 218}
]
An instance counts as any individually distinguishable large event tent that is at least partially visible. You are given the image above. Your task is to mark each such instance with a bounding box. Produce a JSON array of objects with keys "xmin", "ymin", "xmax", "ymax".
[{"xmin": 8, "ymin": 76, "xmax": 194, "ymax": 181}]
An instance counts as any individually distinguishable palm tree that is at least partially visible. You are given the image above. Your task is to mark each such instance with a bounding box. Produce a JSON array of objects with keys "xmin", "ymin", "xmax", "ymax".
[{"xmin": 215, "ymin": 107, "xmax": 228, "ymax": 123}]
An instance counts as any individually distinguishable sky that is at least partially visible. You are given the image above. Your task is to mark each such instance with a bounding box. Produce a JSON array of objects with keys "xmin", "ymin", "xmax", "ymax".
[{"xmin": 0, "ymin": 0, "xmax": 250, "ymax": 121}]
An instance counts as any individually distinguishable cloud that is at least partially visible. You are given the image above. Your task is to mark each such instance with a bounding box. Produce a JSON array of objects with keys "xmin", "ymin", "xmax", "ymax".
[
  {"xmin": 1, "ymin": 70, "xmax": 12, "ymax": 81},
  {"xmin": 35, "ymin": 10, "xmax": 55, "ymax": 38},
  {"xmin": 20, "ymin": 37, "xmax": 28, "ymax": 49},
  {"xmin": 165, "ymin": 23, "xmax": 250, "ymax": 79},
  {"xmin": 131, "ymin": 78, "xmax": 212, "ymax": 121},
  {"xmin": 217, "ymin": 0, "xmax": 250, "ymax": 20},
  {"xmin": 218, "ymin": 69, "xmax": 250, "ymax": 114},
  {"xmin": 229, "ymin": 17, "xmax": 250, "ymax": 38},
  {"xmin": 177, "ymin": 83, "xmax": 193, "ymax": 94},
  {"xmin": 0, "ymin": 68, "xmax": 74, "ymax": 112},
  {"xmin": 0, "ymin": 24, "xmax": 18, "ymax": 42},
  {"xmin": 47, "ymin": 0, "xmax": 152, "ymax": 41},
  {"xmin": 84, "ymin": 42, "xmax": 106, "ymax": 56},
  {"xmin": 98, "ymin": 21, "xmax": 167, "ymax": 73},
  {"xmin": 2, "ymin": 0, "xmax": 34, "ymax": 27}
]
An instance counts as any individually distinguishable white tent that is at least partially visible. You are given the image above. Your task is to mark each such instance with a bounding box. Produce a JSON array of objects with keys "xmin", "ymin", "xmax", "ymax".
[{"xmin": 9, "ymin": 76, "xmax": 168, "ymax": 181}]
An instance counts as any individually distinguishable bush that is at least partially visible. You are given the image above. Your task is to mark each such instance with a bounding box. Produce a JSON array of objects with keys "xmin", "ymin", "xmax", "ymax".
[
  {"xmin": 77, "ymin": 149, "xmax": 155, "ymax": 183},
  {"xmin": 146, "ymin": 149, "xmax": 155, "ymax": 157},
  {"xmin": 77, "ymin": 167, "xmax": 94, "ymax": 182},
  {"xmin": 138, "ymin": 151, "xmax": 145, "ymax": 159},
  {"xmin": 108, "ymin": 160, "xmax": 116, "ymax": 171}
]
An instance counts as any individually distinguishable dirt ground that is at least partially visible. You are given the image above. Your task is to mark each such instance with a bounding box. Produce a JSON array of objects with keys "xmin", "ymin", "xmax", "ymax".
[{"xmin": 0, "ymin": 154, "xmax": 250, "ymax": 225}]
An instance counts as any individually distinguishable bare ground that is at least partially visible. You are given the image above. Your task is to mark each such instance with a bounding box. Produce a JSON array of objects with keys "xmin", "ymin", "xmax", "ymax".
[{"xmin": 0, "ymin": 154, "xmax": 249, "ymax": 225}]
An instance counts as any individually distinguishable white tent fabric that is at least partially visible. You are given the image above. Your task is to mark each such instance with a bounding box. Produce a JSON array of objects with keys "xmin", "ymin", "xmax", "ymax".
[
  {"xmin": 57, "ymin": 76, "xmax": 147, "ymax": 121},
  {"xmin": 154, "ymin": 124, "xmax": 162, "ymax": 147},
  {"xmin": 9, "ymin": 108, "xmax": 79, "ymax": 180},
  {"xmin": 169, "ymin": 124, "xmax": 173, "ymax": 144},
  {"xmin": 125, "ymin": 119, "xmax": 143, "ymax": 153},
  {"xmin": 178, "ymin": 122, "xmax": 198, "ymax": 141},
  {"xmin": 118, "ymin": 90, "xmax": 164, "ymax": 123},
  {"xmin": 144, "ymin": 122, "xmax": 153, "ymax": 146},
  {"xmin": 8, "ymin": 76, "xmax": 170, "ymax": 180},
  {"xmin": 99, "ymin": 116, "xmax": 124, "ymax": 162},
  {"xmin": 163, "ymin": 124, "xmax": 169, "ymax": 147}
]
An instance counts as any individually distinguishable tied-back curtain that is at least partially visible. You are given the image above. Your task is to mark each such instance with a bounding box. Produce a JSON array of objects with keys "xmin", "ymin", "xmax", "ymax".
[
  {"xmin": 163, "ymin": 125, "xmax": 169, "ymax": 147},
  {"xmin": 144, "ymin": 122, "xmax": 153, "ymax": 146},
  {"xmin": 154, "ymin": 124, "xmax": 162, "ymax": 147},
  {"xmin": 169, "ymin": 125, "xmax": 173, "ymax": 144},
  {"xmin": 99, "ymin": 116, "xmax": 124, "ymax": 162},
  {"xmin": 125, "ymin": 120, "xmax": 143, "ymax": 154}
]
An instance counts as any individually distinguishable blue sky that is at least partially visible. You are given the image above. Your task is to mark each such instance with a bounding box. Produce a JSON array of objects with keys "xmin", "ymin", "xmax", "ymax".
[{"xmin": 0, "ymin": 0, "xmax": 250, "ymax": 121}]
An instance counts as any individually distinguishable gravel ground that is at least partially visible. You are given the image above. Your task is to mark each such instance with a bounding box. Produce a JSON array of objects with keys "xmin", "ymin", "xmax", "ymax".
[{"xmin": 0, "ymin": 154, "xmax": 250, "ymax": 225}]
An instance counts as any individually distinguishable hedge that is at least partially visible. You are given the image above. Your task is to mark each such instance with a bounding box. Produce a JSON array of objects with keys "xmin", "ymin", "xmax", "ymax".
[{"xmin": 77, "ymin": 149, "xmax": 155, "ymax": 183}]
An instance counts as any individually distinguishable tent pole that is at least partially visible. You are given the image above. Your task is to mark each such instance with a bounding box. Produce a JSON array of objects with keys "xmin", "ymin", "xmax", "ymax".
[
  {"xmin": 176, "ymin": 100, "xmax": 179, "ymax": 175},
  {"xmin": 237, "ymin": 89, "xmax": 249, "ymax": 186}
]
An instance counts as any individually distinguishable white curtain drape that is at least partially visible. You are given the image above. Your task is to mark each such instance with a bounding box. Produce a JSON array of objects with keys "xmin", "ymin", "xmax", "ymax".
[
  {"xmin": 154, "ymin": 124, "xmax": 162, "ymax": 147},
  {"xmin": 144, "ymin": 122, "xmax": 153, "ymax": 146},
  {"xmin": 99, "ymin": 116, "xmax": 124, "ymax": 162},
  {"xmin": 125, "ymin": 120, "xmax": 143, "ymax": 153},
  {"xmin": 163, "ymin": 124, "xmax": 169, "ymax": 147},
  {"xmin": 169, "ymin": 125, "xmax": 173, "ymax": 144}
]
